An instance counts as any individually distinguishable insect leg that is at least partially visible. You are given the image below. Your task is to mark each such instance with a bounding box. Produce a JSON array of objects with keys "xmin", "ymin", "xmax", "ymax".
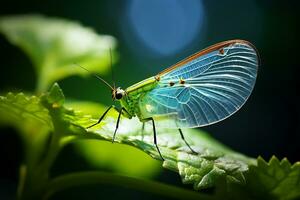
[
  {"xmin": 178, "ymin": 128, "xmax": 197, "ymax": 154},
  {"xmin": 121, "ymin": 107, "xmax": 131, "ymax": 117},
  {"xmin": 152, "ymin": 119, "xmax": 164, "ymax": 161},
  {"xmin": 113, "ymin": 106, "xmax": 131, "ymax": 118},
  {"xmin": 141, "ymin": 122, "xmax": 145, "ymax": 140},
  {"xmin": 112, "ymin": 107, "xmax": 123, "ymax": 143},
  {"xmin": 142, "ymin": 118, "xmax": 164, "ymax": 161},
  {"xmin": 86, "ymin": 105, "xmax": 114, "ymax": 129}
]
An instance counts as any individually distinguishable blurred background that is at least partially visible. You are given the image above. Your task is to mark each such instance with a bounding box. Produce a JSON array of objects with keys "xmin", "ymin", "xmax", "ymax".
[{"xmin": 0, "ymin": 0, "xmax": 299, "ymax": 199}]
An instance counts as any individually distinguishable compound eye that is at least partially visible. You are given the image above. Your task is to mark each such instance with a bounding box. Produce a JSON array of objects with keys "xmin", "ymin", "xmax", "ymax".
[{"xmin": 116, "ymin": 92, "xmax": 123, "ymax": 100}]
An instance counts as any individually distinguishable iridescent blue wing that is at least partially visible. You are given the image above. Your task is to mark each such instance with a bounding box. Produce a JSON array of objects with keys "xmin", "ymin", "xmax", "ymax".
[{"xmin": 138, "ymin": 40, "xmax": 259, "ymax": 128}]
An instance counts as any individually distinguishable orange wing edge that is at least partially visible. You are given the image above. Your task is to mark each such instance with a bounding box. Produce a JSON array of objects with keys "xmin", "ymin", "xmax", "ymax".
[{"xmin": 157, "ymin": 39, "xmax": 260, "ymax": 76}]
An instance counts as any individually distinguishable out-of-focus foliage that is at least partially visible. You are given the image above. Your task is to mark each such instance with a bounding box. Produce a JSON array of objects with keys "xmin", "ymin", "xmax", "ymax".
[
  {"xmin": 0, "ymin": 15, "xmax": 161, "ymax": 180},
  {"xmin": 0, "ymin": 15, "xmax": 117, "ymax": 92},
  {"xmin": 75, "ymin": 140, "xmax": 162, "ymax": 178}
]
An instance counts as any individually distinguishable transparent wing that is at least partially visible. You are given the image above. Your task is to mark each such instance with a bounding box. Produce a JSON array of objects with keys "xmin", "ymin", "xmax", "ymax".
[{"xmin": 138, "ymin": 40, "xmax": 259, "ymax": 128}]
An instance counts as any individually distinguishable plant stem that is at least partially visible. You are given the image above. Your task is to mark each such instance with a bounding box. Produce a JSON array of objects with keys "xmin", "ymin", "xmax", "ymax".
[
  {"xmin": 43, "ymin": 171, "xmax": 214, "ymax": 200},
  {"xmin": 17, "ymin": 133, "xmax": 62, "ymax": 199},
  {"xmin": 17, "ymin": 165, "xmax": 27, "ymax": 199},
  {"xmin": 17, "ymin": 109, "xmax": 66, "ymax": 199}
]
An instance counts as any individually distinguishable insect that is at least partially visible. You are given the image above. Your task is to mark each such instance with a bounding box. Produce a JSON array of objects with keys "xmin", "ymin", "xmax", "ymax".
[{"xmin": 82, "ymin": 40, "xmax": 259, "ymax": 161}]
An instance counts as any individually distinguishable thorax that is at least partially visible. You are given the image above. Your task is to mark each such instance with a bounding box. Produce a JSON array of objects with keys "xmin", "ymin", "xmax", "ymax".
[{"xmin": 120, "ymin": 76, "xmax": 158, "ymax": 119}]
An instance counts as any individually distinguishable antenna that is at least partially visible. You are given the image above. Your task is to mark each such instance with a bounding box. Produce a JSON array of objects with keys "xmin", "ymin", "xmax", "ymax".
[
  {"xmin": 109, "ymin": 48, "xmax": 116, "ymax": 88},
  {"xmin": 73, "ymin": 63, "xmax": 114, "ymax": 90}
]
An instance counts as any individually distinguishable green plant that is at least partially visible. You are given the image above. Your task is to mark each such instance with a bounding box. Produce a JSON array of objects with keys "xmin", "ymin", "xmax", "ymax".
[{"xmin": 0, "ymin": 15, "xmax": 299, "ymax": 200}]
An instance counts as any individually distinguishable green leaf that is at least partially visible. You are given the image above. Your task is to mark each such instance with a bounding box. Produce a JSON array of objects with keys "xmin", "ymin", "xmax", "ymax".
[
  {"xmin": 0, "ymin": 84, "xmax": 253, "ymax": 190},
  {"xmin": 43, "ymin": 84, "xmax": 255, "ymax": 190},
  {"xmin": 75, "ymin": 140, "xmax": 162, "ymax": 178},
  {"xmin": 1, "ymin": 84, "xmax": 300, "ymax": 200},
  {"xmin": 0, "ymin": 84, "xmax": 160, "ymax": 180},
  {"xmin": 0, "ymin": 92, "xmax": 53, "ymax": 167},
  {"xmin": 65, "ymin": 100, "xmax": 162, "ymax": 179},
  {"xmin": 0, "ymin": 92, "xmax": 52, "ymax": 131},
  {"xmin": 104, "ymin": 125, "xmax": 254, "ymax": 190},
  {"xmin": 243, "ymin": 156, "xmax": 300, "ymax": 200},
  {"xmin": 70, "ymin": 104, "xmax": 255, "ymax": 190},
  {"xmin": 0, "ymin": 15, "xmax": 117, "ymax": 92}
]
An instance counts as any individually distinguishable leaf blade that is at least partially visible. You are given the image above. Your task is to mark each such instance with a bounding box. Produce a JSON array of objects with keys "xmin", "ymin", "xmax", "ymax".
[
  {"xmin": 1, "ymin": 84, "xmax": 300, "ymax": 200},
  {"xmin": 0, "ymin": 15, "xmax": 117, "ymax": 92}
]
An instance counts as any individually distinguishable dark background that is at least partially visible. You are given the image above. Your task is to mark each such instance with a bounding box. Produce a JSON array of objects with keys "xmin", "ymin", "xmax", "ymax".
[{"xmin": 0, "ymin": 0, "xmax": 299, "ymax": 199}]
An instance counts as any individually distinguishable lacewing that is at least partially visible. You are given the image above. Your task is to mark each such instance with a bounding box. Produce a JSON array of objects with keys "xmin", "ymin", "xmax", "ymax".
[{"xmin": 84, "ymin": 39, "xmax": 259, "ymax": 160}]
